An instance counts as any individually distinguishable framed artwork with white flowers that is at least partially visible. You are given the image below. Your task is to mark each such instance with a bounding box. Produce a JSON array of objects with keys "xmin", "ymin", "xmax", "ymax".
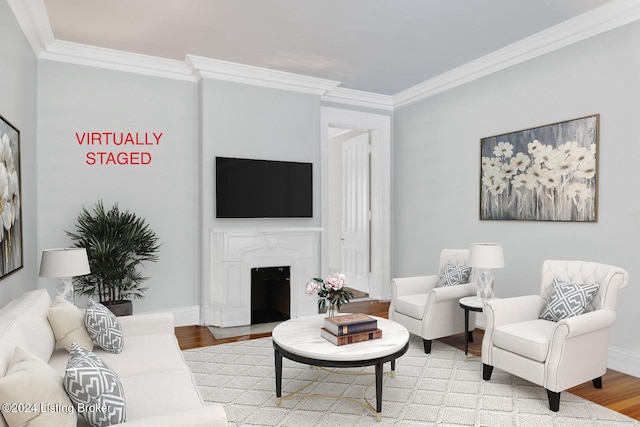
[
  {"xmin": 0, "ymin": 114, "xmax": 23, "ymax": 280},
  {"xmin": 480, "ymin": 115, "xmax": 599, "ymax": 222}
]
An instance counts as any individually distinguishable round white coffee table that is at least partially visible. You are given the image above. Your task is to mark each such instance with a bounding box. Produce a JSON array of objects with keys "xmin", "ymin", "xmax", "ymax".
[{"xmin": 272, "ymin": 314, "xmax": 409, "ymax": 421}]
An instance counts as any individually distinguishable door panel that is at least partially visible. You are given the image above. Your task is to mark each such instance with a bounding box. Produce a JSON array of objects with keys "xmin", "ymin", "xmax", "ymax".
[{"xmin": 341, "ymin": 132, "xmax": 370, "ymax": 293}]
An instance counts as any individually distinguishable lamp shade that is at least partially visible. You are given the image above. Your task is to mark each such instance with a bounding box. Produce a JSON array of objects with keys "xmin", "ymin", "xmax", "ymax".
[
  {"xmin": 468, "ymin": 243, "xmax": 504, "ymax": 269},
  {"xmin": 39, "ymin": 248, "xmax": 91, "ymax": 278}
]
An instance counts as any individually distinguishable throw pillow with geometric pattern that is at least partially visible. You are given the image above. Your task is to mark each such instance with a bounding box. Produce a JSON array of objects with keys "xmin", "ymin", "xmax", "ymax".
[
  {"xmin": 64, "ymin": 343, "xmax": 126, "ymax": 427},
  {"xmin": 436, "ymin": 263, "xmax": 472, "ymax": 287},
  {"xmin": 539, "ymin": 279, "xmax": 600, "ymax": 322},
  {"xmin": 85, "ymin": 299, "xmax": 124, "ymax": 354}
]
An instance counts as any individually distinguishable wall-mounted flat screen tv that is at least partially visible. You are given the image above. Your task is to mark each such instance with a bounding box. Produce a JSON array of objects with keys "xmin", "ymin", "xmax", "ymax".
[{"xmin": 216, "ymin": 157, "xmax": 313, "ymax": 218}]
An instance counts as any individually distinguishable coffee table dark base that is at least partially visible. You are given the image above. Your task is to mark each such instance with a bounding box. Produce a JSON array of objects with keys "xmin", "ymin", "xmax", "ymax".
[{"xmin": 273, "ymin": 341, "xmax": 409, "ymax": 421}]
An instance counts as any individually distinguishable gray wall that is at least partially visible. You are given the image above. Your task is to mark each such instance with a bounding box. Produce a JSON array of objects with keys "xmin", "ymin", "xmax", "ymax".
[
  {"xmin": 198, "ymin": 79, "xmax": 322, "ymax": 323},
  {"xmin": 0, "ymin": 0, "xmax": 38, "ymax": 303},
  {"xmin": 35, "ymin": 68, "xmax": 325, "ymax": 315},
  {"xmin": 36, "ymin": 61, "xmax": 199, "ymax": 313},
  {"xmin": 200, "ymin": 78, "xmax": 322, "ymax": 232},
  {"xmin": 393, "ymin": 21, "xmax": 640, "ymax": 363}
]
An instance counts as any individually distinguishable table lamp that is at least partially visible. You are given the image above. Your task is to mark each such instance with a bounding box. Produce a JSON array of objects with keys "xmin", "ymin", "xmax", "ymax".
[
  {"xmin": 468, "ymin": 243, "xmax": 504, "ymax": 304},
  {"xmin": 39, "ymin": 248, "xmax": 91, "ymax": 303}
]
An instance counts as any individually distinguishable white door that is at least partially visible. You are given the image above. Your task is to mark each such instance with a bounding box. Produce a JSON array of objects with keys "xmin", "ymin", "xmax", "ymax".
[{"xmin": 341, "ymin": 132, "xmax": 370, "ymax": 293}]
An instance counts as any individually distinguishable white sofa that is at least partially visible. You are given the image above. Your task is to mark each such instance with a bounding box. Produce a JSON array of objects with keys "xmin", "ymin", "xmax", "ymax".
[{"xmin": 0, "ymin": 289, "xmax": 227, "ymax": 426}]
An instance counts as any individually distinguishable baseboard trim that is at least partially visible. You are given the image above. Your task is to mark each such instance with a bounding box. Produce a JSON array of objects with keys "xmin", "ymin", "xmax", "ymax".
[{"xmin": 608, "ymin": 344, "xmax": 640, "ymax": 379}]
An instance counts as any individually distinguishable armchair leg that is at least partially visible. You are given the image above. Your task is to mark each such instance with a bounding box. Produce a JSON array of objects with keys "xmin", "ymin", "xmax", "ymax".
[
  {"xmin": 546, "ymin": 389, "xmax": 560, "ymax": 412},
  {"xmin": 423, "ymin": 339, "xmax": 432, "ymax": 354},
  {"xmin": 482, "ymin": 364, "xmax": 493, "ymax": 380},
  {"xmin": 467, "ymin": 330, "xmax": 474, "ymax": 343},
  {"xmin": 592, "ymin": 377, "xmax": 603, "ymax": 389}
]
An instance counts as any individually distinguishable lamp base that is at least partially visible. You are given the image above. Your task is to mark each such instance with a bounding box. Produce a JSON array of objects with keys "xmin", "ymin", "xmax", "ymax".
[
  {"xmin": 477, "ymin": 269, "xmax": 495, "ymax": 305},
  {"xmin": 56, "ymin": 277, "xmax": 74, "ymax": 303}
]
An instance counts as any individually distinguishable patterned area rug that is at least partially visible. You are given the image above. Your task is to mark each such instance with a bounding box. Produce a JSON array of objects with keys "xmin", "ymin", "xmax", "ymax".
[{"xmin": 183, "ymin": 336, "xmax": 639, "ymax": 426}]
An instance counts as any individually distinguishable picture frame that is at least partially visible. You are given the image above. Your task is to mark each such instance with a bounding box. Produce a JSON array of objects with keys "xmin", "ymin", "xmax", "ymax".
[
  {"xmin": 0, "ymin": 114, "xmax": 23, "ymax": 280},
  {"xmin": 480, "ymin": 114, "xmax": 599, "ymax": 222}
]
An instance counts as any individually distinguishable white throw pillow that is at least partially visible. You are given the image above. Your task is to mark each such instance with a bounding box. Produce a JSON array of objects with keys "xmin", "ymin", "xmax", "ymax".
[
  {"xmin": 48, "ymin": 296, "xmax": 94, "ymax": 351},
  {"xmin": 84, "ymin": 299, "xmax": 123, "ymax": 353},
  {"xmin": 0, "ymin": 347, "xmax": 76, "ymax": 427},
  {"xmin": 64, "ymin": 343, "xmax": 126, "ymax": 427}
]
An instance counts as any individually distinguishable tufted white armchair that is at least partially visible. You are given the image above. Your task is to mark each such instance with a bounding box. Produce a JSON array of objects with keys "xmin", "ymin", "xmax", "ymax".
[
  {"xmin": 482, "ymin": 260, "xmax": 630, "ymax": 411},
  {"xmin": 389, "ymin": 249, "xmax": 478, "ymax": 353}
]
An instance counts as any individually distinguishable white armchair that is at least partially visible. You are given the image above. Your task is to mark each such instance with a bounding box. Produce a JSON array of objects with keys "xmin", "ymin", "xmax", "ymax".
[
  {"xmin": 389, "ymin": 249, "xmax": 478, "ymax": 353},
  {"xmin": 482, "ymin": 260, "xmax": 630, "ymax": 412}
]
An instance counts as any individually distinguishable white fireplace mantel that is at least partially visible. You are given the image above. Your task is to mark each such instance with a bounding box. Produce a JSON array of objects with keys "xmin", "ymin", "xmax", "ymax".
[{"xmin": 209, "ymin": 228, "xmax": 321, "ymax": 327}]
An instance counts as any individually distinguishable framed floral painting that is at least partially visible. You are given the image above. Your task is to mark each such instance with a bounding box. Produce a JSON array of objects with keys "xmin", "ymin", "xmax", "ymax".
[
  {"xmin": 0, "ymin": 114, "xmax": 23, "ymax": 279},
  {"xmin": 480, "ymin": 115, "xmax": 599, "ymax": 222}
]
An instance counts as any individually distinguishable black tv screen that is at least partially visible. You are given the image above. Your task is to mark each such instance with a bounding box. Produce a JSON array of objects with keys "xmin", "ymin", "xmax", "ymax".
[{"xmin": 216, "ymin": 157, "xmax": 313, "ymax": 218}]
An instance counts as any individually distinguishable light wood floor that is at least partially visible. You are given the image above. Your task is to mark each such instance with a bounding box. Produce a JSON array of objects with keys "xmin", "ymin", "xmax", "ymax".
[{"xmin": 175, "ymin": 300, "xmax": 640, "ymax": 421}]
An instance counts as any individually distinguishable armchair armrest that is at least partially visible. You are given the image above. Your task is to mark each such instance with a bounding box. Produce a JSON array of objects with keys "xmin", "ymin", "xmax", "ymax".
[
  {"xmin": 429, "ymin": 283, "xmax": 476, "ymax": 301},
  {"xmin": 554, "ymin": 309, "xmax": 617, "ymax": 340},
  {"xmin": 391, "ymin": 275, "xmax": 438, "ymax": 298},
  {"xmin": 484, "ymin": 295, "xmax": 547, "ymax": 328},
  {"xmin": 117, "ymin": 312, "xmax": 175, "ymax": 337},
  {"xmin": 117, "ymin": 405, "xmax": 227, "ymax": 427},
  {"xmin": 546, "ymin": 309, "xmax": 617, "ymax": 391}
]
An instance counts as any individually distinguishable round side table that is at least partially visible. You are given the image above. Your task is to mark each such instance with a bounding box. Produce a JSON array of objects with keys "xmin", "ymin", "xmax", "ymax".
[{"xmin": 458, "ymin": 296, "xmax": 484, "ymax": 357}]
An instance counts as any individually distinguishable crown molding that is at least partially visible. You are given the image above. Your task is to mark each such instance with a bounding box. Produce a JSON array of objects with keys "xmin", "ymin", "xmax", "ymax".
[
  {"xmin": 10, "ymin": 0, "xmax": 640, "ymax": 109},
  {"xmin": 322, "ymin": 87, "xmax": 394, "ymax": 111},
  {"xmin": 40, "ymin": 41, "xmax": 196, "ymax": 81},
  {"xmin": 185, "ymin": 55, "xmax": 340, "ymax": 95},
  {"xmin": 6, "ymin": 0, "xmax": 54, "ymax": 55},
  {"xmin": 394, "ymin": 0, "xmax": 640, "ymax": 108}
]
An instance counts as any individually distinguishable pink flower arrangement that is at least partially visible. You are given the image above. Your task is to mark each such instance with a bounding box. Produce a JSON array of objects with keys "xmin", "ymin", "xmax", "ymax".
[{"xmin": 306, "ymin": 273, "xmax": 353, "ymax": 313}]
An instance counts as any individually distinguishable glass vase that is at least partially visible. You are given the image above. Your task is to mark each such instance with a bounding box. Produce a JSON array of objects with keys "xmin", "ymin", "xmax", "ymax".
[{"xmin": 326, "ymin": 301, "xmax": 338, "ymax": 318}]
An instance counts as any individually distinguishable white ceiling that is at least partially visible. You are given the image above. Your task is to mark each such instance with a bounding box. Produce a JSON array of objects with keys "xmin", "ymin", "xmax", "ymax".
[{"xmin": 40, "ymin": 0, "xmax": 617, "ymax": 95}]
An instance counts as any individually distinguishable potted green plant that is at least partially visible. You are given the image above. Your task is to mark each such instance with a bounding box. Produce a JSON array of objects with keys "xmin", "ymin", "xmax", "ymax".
[{"xmin": 66, "ymin": 200, "xmax": 161, "ymax": 316}]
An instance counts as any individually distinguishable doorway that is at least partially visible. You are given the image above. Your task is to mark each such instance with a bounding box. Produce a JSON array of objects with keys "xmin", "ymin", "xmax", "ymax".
[
  {"xmin": 320, "ymin": 108, "xmax": 392, "ymax": 301},
  {"xmin": 328, "ymin": 127, "xmax": 371, "ymax": 295}
]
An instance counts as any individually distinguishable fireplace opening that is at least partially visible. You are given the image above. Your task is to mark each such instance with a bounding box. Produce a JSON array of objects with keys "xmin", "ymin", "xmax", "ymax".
[{"xmin": 251, "ymin": 266, "xmax": 291, "ymax": 325}]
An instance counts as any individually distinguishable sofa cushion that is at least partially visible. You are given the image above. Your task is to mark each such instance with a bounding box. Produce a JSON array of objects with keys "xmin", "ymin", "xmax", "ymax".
[
  {"xmin": 0, "ymin": 290, "xmax": 55, "ymax": 377},
  {"xmin": 85, "ymin": 300, "xmax": 123, "ymax": 354},
  {"xmin": 539, "ymin": 279, "xmax": 600, "ymax": 322},
  {"xmin": 493, "ymin": 319, "xmax": 557, "ymax": 362},
  {"xmin": 65, "ymin": 343, "xmax": 126, "ymax": 427},
  {"xmin": 48, "ymin": 296, "xmax": 93, "ymax": 351},
  {"xmin": 49, "ymin": 334, "xmax": 189, "ymax": 378},
  {"xmin": 119, "ymin": 369, "xmax": 204, "ymax": 421},
  {"xmin": 393, "ymin": 294, "xmax": 429, "ymax": 320},
  {"xmin": 0, "ymin": 347, "xmax": 76, "ymax": 427},
  {"xmin": 437, "ymin": 263, "xmax": 471, "ymax": 287}
]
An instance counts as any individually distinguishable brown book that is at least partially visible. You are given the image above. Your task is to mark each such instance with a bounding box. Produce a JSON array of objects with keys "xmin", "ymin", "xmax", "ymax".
[
  {"xmin": 320, "ymin": 327, "xmax": 382, "ymax": 346},
  {"xmin": 324, "ymin": 313, "xmax": 377, "ymax": 336}
]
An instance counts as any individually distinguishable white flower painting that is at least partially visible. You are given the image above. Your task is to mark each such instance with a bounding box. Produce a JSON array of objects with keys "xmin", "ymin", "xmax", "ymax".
[
  {"xmin": 480, "ymin": 115, "xmax": 598, "ymax": 222},
  {"xmin": 0, "ymin": 115, "xmax": 22, "ymax": 279}
]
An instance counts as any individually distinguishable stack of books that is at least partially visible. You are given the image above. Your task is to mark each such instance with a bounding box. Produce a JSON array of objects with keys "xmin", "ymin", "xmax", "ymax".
[{"xmin": 320, "ymin": 313, "xmax": 382, "ymax": 346}]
